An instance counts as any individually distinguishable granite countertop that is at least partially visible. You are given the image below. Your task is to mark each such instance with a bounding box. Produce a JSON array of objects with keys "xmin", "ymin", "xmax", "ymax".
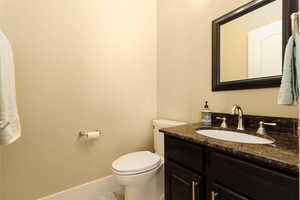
[{"xmin": 160, "ymin": 123, "xmax": 299, "ymax": 174}]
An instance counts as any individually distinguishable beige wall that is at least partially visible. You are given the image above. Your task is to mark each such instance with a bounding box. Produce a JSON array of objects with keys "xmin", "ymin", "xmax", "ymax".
[
  {"xmin": 0, "ymin": 147, "xmax": 2, "ymax": 200},
  {"xmin": 221, "ymin": 0, "xmax": 282, "ymax": 81},
  {"xmin": 0, "ymin": 0, "xmax": 157, "ymax": 199},
  {"xmin": 158, "ymin": 0, "xmax": 298, "ymax": 122},
  {"xmin": 0, "ymin": 0, "xmax": 298, "ymax": 199}
]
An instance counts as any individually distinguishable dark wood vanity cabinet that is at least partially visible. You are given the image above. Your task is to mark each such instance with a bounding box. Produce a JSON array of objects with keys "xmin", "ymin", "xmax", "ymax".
[
  {"xmin": 165, "ymin": 161, "xmax": 204, "ymax": 200},
  {"xmin": 210, "ymin": 183, "xmax": 249, "ymax": 200},
  {"xmin": 207, "ymin": 151, "xmax": 299, "ymax": 200},
  {"xmin": 165, "ymin": 135, "xmax": 299, "ymax": 200}
]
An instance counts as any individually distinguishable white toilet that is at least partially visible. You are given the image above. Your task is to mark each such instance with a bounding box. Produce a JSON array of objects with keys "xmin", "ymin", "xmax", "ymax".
[{"xmin": 112, "ymin": 119, "xmax": 186, "ymax": 200}]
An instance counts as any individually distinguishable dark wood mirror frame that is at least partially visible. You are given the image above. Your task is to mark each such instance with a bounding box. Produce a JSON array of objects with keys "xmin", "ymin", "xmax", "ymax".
[{"xmin": 212, "ymin": 0, "xmax": 298, "ymax": 91}]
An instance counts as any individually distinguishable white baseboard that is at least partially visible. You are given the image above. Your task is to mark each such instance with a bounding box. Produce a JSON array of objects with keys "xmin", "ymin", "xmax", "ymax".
[{"xmin": 39, "ymin": 175, "xmax": 124, "ymax": 200}]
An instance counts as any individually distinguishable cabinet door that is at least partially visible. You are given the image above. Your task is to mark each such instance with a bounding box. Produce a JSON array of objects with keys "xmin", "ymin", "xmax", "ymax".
[
  {"xmin": 165, "ymin": 161, "xmax": 204, "ymax": 200},
  {"xmin": 210, "ymin": 183, "xmax": 249, "ymax": 200},
  {"xmin": 207, "ymin": 151, "xmax": 299, "ymax": 200}
]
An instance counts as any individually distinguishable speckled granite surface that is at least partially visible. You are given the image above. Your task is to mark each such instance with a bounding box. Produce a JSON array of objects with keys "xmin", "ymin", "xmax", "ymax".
[
  {"xmin": 161, "ymin": 123, "xmax": 299, "ymax": 174},
  {"xmin": 212, "ymin": 113, "xmax": 298, "ymax": 135}
]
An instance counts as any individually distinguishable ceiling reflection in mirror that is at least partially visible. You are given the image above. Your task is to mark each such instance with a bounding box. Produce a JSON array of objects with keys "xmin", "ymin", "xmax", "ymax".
[{"xmin": 220, "ymin": 0, "xmax": 282, "ymax": 82}]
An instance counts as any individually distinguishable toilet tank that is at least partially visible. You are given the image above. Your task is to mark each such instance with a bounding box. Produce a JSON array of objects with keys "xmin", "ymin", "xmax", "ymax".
[{"xmin": 153, "ymin": 119, "xmax": 187, "ymax": 156}]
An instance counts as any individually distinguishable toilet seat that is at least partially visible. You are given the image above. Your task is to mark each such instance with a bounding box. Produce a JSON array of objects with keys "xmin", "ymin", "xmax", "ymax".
[{"xmin": 112, "ymin": 151, "xmax": 162, "ymax": 175}]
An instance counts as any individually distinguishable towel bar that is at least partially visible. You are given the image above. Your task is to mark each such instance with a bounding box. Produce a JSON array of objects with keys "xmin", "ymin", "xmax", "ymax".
[{"xmin": 291, "ymin": 12, "xmax": 299, "ymax": 36}]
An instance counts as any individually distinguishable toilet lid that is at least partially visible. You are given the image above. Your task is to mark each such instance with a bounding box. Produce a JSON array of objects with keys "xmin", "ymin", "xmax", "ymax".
[{"xmin": 112, "ymin": 151, "xmax": 161, "ymax": 174}]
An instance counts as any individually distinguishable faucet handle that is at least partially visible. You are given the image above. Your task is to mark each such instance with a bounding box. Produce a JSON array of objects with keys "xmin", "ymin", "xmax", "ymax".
[
  {"xmin": 262, "ymin": 122, "xmax": 277, "ymax": 126},
  {"xmin": 257, "ymin": 121, "xmax": 277, "ymax": 135},
  {"xmin": 216, "ymin": 117, "xmax": 228, "ymax": 128}
]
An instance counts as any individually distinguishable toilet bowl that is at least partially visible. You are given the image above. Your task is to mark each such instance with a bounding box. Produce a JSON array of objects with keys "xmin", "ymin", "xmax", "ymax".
[
  {"xmin": 112, "ymin": 120, "xmax": 186, "ymax": 200},
  {"xmin": 112, "ymin": 151, "xmax": 164, "ymax": 200}
]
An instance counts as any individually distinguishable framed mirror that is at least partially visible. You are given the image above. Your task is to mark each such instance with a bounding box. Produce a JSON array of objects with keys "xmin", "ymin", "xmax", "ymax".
[{"xmin": 212, "ymin": 0, "xmax": 298, "ymax": 91}]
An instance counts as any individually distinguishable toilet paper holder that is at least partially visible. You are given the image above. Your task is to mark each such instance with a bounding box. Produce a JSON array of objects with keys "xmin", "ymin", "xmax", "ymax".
[
  {"xmin": 79, "ymin": 130, "xmax": 102, "ymax": 137},
  {"xmin": 0, "ymin": 121, "xmax": 9, "ymax": 130}
]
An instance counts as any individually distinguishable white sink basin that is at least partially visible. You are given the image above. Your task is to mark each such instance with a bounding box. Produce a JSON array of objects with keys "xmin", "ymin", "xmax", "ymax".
[{"xmin": 196, "ymin": 129, "xmax": 274, "ymax": 144}]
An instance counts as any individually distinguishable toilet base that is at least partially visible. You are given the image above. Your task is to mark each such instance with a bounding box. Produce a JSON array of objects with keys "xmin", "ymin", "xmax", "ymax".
[
  {"xmin": 124, "ymin": 175, "xmax": 163, "ymax": 200},
  {"xmin": 123, "ymin": 165, "xmax": 164, "ymax": 200}
]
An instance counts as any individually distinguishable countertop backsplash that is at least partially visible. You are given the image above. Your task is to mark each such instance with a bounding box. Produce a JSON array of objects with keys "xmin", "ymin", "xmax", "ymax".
[{"xmin": 211, "ymin": 113, "xmax": 298, "ymax": 135}]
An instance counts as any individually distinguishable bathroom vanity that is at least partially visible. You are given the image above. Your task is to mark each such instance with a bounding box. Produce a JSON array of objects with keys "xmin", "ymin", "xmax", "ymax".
[
  {"xmin": 161, "ymin": 0, "xmax": 300, "ymax": 198},
  {"xmin": 161, "ymin": 116, "xmax": 299, "ymax": 200}
]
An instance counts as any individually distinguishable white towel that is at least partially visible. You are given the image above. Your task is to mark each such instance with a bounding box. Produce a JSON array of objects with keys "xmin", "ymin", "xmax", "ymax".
[
  {"xmin": 278, "ymin": 36, "xmax": 299, "ymax": 105},
  {"xmin": 0, "ymin": 32, "xmax": 21, "ymax": 145}
]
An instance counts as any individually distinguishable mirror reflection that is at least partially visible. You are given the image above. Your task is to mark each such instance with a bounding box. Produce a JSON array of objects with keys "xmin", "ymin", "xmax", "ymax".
[{"xmin": 220, "ymin": 0, "xmax": 282, "ymax": 82}]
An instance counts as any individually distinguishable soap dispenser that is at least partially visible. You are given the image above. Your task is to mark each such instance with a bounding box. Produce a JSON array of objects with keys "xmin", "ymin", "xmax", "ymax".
[{"xmin": 201, "ymin": 101, "xmax": 212, "ymax": 125}]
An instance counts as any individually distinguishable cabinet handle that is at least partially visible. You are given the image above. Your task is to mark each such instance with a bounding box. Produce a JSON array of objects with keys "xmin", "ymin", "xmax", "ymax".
[
  {"xmin": 212, "ymin": 191, "xmax": 218, "ymax": 200},
  {"xmin": 192, "ymin": 181, "xmax": 198, "ymax": 200}
]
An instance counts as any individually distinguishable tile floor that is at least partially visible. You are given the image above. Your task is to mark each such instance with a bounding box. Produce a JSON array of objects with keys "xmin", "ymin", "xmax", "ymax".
[{"xmin": 99, "ymin": 190, "xmax": 124, "ymax": 200}]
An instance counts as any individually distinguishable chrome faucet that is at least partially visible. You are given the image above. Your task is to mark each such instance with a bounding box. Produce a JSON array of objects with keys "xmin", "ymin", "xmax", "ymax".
[{"xmin": 231, "ymin": 105, "xmax": 244, "ymax": 130}]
